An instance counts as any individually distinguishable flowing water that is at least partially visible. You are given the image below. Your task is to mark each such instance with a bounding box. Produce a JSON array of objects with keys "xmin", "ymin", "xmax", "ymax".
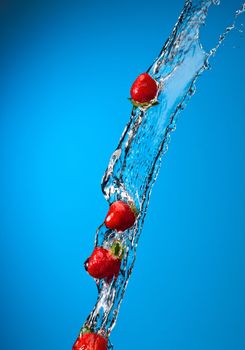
[{"xmin": 75, "ymin": 0, "xmax": 245, "ymax": 347}]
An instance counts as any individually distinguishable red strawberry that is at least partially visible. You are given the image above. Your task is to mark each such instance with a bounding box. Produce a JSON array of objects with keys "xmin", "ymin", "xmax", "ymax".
[
  {"xmin": 130, "ymin": 72, "xmax": 158, "ymax": 104},
  {"xmin": 105, "ymin": 201, "xmax": 137, "ymax": 232},
  {"xmin": 73, "ymin": 332, "xmax": 108, "ymax": 350},
  {"xmin": 84, "ymin": 243, "xmax": 123, "ymax": 279}
]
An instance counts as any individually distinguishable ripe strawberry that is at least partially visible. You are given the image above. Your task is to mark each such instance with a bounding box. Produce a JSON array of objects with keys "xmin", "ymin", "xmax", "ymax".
[
  {"xmin": 73, "ymin": 331, "xmax": 108, "ymax": 350},
  {"xmin": 130, "ymin": 72, "xmax": 158, "ymax": 104},
  {"xmin": 105, "ymin": 201, "xmax": 137, "ymax": 232},
  {"xmin": 84, "ymin": 243, "xmax": 123, "ymax": 279}
]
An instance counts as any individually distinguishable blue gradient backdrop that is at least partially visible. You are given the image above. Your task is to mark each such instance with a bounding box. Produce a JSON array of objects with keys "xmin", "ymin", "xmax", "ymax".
[{"xmin": 1, "ymin": 1, "xmax": 245, "ymax": 349}]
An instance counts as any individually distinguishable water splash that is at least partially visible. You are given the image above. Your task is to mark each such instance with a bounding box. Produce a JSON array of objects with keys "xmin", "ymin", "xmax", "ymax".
[
  {"xmin": 209, "ymin": 2, "xmax": 245, "ymax": 55},
  {"xmin": 74, "ymin": 0, "xmax": 244, "ymax": 348}
]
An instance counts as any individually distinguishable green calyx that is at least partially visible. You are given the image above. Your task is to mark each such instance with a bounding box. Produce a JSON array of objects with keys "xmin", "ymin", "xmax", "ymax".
[
  {"xmin": 129, "ymin": 203, "xmax": 139, "ymax": 218},
  {"xmin": 110, "ymin": 241, "xmax": 124, "ymax": 260},
  {"xmin": 80, "ymin": 326, "xmax": 109, "ymax": 339},
  {"xmin": 128, "ymin": 98, "xmax": 159, "ymax": 110},
  {"xmin": 80, "ymin": 326, "xmax": 92, "ymax": 335}
]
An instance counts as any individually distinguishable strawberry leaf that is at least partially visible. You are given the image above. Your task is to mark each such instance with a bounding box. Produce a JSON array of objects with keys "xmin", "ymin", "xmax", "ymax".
[{"xmin": 111, "ymin": 241, "xmax": 124, "ymax": 259}]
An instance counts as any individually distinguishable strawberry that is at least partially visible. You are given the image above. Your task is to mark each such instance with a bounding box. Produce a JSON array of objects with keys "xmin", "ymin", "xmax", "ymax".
[
  {"xmin": 73, "ymin": 331, "xmax": 108, "ymax": 350},
  {"xmin": 84, "ymin": 242, "xmax": 123, "ymax": 279},
  {"xmin": 130, "ymin": 72, "xmax": 158, "ymax": 105},
  {"xmin": 105, "ymin": 201, "xmax": 137, "ymax": 232}
]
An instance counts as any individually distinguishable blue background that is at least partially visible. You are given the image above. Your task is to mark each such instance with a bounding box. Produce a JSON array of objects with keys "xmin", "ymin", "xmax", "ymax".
[{"xmin": 1, "ymin": 1, "xmax": 245, "ymax": 349}]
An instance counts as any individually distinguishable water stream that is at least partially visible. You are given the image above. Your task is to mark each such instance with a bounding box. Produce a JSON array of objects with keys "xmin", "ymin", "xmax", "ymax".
[{"xmin": 75, "ymin": 1, "xmax": 245, "ymax": 348}]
